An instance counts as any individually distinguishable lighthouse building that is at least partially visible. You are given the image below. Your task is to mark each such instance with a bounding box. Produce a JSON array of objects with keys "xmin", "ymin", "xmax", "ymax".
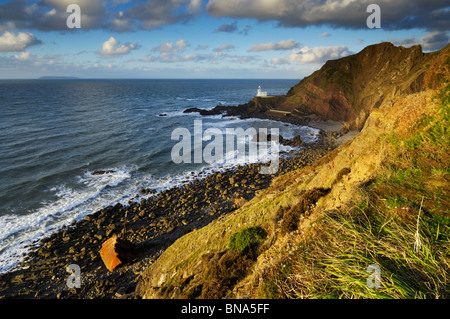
[{"xmin": 256, "ymin": 85, "xmax": 268, "ymax": 97}]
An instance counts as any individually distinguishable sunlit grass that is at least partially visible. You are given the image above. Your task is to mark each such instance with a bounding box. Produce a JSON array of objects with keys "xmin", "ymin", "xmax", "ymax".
[{"xmin": 258, "ymin": 86, "xmax": 450, "ymax": 299}]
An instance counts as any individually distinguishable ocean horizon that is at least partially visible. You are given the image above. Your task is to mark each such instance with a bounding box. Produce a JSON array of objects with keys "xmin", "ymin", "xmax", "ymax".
[{"xmin": 1, "ymin": 77, "xmax": 303, "ymax": 81}]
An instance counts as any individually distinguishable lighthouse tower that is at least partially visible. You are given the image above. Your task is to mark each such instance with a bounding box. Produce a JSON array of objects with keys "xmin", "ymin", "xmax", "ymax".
[{"xmin": 256, "ymin": 85, "xmax": 267, "ymax": 97}]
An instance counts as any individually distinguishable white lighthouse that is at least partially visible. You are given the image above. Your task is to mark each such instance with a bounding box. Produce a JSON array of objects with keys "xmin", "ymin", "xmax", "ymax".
[{"xmin": 256, "ymin": 85, "xmax": 267, "ymax": 97}]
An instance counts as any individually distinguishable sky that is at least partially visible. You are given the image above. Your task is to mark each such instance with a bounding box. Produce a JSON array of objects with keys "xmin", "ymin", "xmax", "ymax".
[{"xmin": 0, "ymin": 0, "xmax": 448, "ymax": 79}]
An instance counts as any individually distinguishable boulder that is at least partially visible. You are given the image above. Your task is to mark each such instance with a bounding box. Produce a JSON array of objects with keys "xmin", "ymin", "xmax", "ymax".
[
  {"xmin": 183, "ymin": 107, "xmax": 222, "ymax": 116},
  {"xmin": 91, "ymin": 170, "xmax": 116, "ymax": 176},
  {"xmin": 291, "ymin": 135, "xmax": 304, "ymax": 146},
  {"xmin": 251, "ymin": 132, "xmax": 282, "ymax": 143}
]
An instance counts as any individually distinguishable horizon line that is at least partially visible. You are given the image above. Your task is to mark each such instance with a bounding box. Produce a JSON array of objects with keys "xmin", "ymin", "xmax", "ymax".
[{"xmin": 0, "ymin": 77, "xmax": 302, "ymax": 81}]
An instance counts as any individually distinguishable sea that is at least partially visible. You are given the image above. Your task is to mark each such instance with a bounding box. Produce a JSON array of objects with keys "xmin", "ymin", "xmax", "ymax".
[{"xmin": 0, "ymin": 79, "xmax": 320, "ymax": 273}]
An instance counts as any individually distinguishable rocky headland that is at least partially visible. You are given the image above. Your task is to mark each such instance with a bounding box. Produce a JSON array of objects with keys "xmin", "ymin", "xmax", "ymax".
[{"xmin": 190, "ymin": 42, "xmax": 449, "ymax": 132}]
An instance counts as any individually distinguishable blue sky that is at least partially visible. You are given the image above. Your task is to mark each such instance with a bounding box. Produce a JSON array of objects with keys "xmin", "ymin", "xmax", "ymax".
[{"xmin": 0, "ymin": 0, "xmax": 448, "ymax": 79}]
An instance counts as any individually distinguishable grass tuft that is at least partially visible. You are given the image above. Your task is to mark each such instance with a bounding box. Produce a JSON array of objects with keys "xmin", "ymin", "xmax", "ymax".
[{"xmin": 228, "ymin": 226, "xmax": 267, "ymax": 255}]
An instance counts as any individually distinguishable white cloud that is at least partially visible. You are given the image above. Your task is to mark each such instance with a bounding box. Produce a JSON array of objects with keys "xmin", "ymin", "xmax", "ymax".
[
  {"xmin": 99, "ymin": 36, "xmax": 138, "ymax": 56},
  {"xmin": 144, "ymin": 39, "xmax": 212, "ymax": 63},
  {"xmin": 141, "ymin": 54, "xmax": 156, "ymax": 62},
  {"xmin": 228, "ymin": 54, "xmax": 261, "ymax": 64},
  {"xmin": 420, "ymin": 31, "xmax": 449, "ymax": 51},
  {"xmin": 214, "ymin": 44, "xmax": 235, "ymax": 52},
  {"xmin": 159, "ymin": 52, "xmax": 205, "ymax": 63},
  {"xmin": 271, "ymin": 46, "xmax": 351, "ymax": 65},
  {"xmin": 45, "ymin": 8, "xmax": 57, "ymax": 16},
  {"xmin": 14, "ymin": 51, "xmax": 33, "ymax": 60},
  {"xmin": 0, "ymin": 31, "xmax": 41, "ymax": 52},
  {"xmin": 187, "ymin": 0, "xmax": 203, "ymax": 13},
  {"xmin": 388, "ymin": 31, "xmax": 449, "ymax": 51},
  {"xmin": 249, "ymin": 39, "xmax": 301, "ymax": 52},
  {"xmin": 152, "ymin": 39, "xmax": 189, "ymax": 53},
  {"xmin": 320, "ymin": 32, "xmax": 331, "ymax": 38},
  {"xmin": 142, "ymin": 52, "xmax": 212, "ymax": 63},
  {"xmin": 142, "ymin": 41, "xmax": 259, "ymax": 65},
  {"xmin": 112, "ymin": 11, "xmax": 134, "ymax": 32}
]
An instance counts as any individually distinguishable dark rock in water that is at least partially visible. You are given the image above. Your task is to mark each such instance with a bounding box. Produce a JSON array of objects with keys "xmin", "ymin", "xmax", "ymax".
[
  {"xmin": 139, "ymin": 188, "xmax": 156, "ymax": 195},
  {"xmin": 251, "ymin": 132, "xmax": 282, "ymax": 143},
  {"xmin": 183, "ymin": 107, "xmax": 202, "ymax": 114},
  {"xmin": 91, "ymin": 170, "xmax": 116, "ymax": 176},
  {"xmin": 268, "ymin": 133, "xmax": 282, "ymax": 143},
  {"xmin": 159, "ymin": 113, "xmax": 167, "ymax": 117},
  {"xmin": 251, "ymin": 132, "xmax": 266, "ymax": 142},
  {"xmin": 291, "ymin": 135, "xmax": 304, "ymax": 146},
  {"xmin": 183, "ymin": 107, "xmax": 222, "ymax": 116}
]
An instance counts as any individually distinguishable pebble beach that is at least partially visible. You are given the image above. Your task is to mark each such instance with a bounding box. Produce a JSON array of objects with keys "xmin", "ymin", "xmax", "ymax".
[{"xmin": 0, "ymin": 113, "xmax": 341, "ymax": 299}]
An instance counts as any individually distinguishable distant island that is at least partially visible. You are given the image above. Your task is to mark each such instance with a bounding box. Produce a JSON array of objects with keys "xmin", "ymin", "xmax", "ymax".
[{"xmin": 38, "ymin": 76, "xmax": 79, "ymax": 80}]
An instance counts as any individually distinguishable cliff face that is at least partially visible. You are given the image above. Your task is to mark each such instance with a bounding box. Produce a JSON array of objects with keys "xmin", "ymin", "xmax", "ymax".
[{"xmin": 279, "ymin": 42, "xmax": 450, "ymax": 129}]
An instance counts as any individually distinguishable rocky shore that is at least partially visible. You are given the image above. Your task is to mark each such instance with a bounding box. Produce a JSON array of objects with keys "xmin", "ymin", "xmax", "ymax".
[
  {"xmin": 183, "ymin": 103, "xmax": 315, "ymax": 127},
  {"xmin": 0, "ymin": 115, "xmax": 340, "ymax": 299}
]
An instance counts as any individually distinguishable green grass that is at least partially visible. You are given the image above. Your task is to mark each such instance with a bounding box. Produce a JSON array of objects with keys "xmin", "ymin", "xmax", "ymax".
[
  {"xmin": 381, "ymin": 166, "xmax": 425, "ymax": 190},
  {"xmin": 262, "ymin": 198, "xmax": 450, "ymax": 299},
  {"xmin": 388, "ymin": 84, "xmax": 449, "ymax": 153},
  {"xmin": 376, "ymin": 84, "xmax": 449, "ymax": 202},
  {"xmin": 228, "ymin": 226, "xmax": 267, "ymax": 255}
]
